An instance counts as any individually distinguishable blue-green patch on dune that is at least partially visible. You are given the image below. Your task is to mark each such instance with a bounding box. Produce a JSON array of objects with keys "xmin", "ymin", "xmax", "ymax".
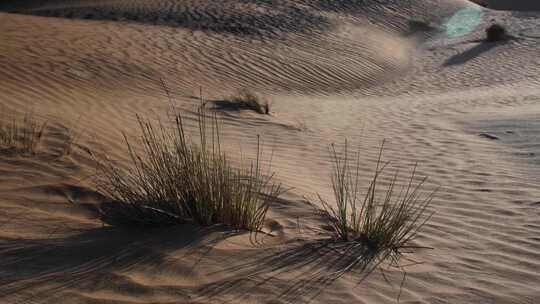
[{"xmin": 445, "ymin": 7, "xmax": 483, "ymax": 38}]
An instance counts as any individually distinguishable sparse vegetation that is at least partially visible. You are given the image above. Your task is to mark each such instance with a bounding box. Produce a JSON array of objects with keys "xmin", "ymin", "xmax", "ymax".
[
  {"xmin": 486, "ymin": 23, "xmax": 507, "ymax": 42},
  {"xmin": 313, "ymin": 140, "xmax": 435, "ymax": 274},
  {"xmin": 211, "ymin": 90, "xmax": 271, "ymax": 115},
  {"xmin": 96, "ymin": 107, "xmax": 282, "ymax": 231},
  {"xmin": 0, "ymin": 113, "xmax": 47, "ymax": 155}
]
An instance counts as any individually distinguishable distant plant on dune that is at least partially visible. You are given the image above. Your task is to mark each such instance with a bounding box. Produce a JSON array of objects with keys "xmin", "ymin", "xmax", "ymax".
[
  {"xmin": 96, "ymin": 106, "xmax": 282, "ymax": 231},
  {"xmin": 210, "ymin": 90, "xmax": 271, "ymax": 115},
  {"xmin": 311, "ymin": 140, "xmax": 436, "ymax": 280},
  {"xmin": 0, "ymin": 113, "xmax": 47, "ymax": 155},
  {"xmin": 485, "ymin": 23, "xmax": 507, "ymax": 42}
]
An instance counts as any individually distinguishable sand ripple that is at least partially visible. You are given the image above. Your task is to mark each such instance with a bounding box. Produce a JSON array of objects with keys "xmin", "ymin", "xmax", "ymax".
[{"xmin": 1, "ymin": 0, "xmax": 540, "ymax": 303}]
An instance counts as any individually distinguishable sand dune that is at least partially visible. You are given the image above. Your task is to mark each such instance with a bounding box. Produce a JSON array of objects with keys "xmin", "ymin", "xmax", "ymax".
[{"xmin": 1, "ymin": 0, "xmax": 540, "ymax": 303}]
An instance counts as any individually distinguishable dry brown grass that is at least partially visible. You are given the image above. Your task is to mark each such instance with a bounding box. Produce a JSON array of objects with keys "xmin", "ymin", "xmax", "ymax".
[
  {"xmin": 312, "ymin": 140, "xmax": 436, "ymax": 279},
  {"xmin": 211, "ymin": 90, "xmax": 271, "ymax": 115},
  {"xmin": 96, "ymin": 107, "xmax": 282, "ymax": 231}
]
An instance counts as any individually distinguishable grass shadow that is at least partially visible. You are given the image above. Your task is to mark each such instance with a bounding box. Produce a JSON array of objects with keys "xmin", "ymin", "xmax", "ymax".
[
  {"xmin": 194, "ymin": 239, "xmax": 380, "ymax": 304},
  {"xmin": 0, "ymin": 223, "xmax": 239, "ymax": 302}
]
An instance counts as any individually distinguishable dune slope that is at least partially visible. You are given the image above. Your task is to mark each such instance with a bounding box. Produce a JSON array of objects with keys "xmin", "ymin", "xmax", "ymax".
[{"xmin": 1, "ymin": 0, "xmax": 540, "ymax": 303}]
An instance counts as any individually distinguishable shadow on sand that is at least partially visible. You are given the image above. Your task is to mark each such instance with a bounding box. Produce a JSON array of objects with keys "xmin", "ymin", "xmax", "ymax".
[
  {"xmin": 0, "ymin": 179, "xmax": 382, "ymax": 304},
  {"xmin": 443, "ymin": 40, "xmax": 509, "ymax": 66},
  {"xmin": 1, "ymin": 222, "xmax": 382, "ymax": 303},
  {"xmin": 0, "ymin": 1, "xmax": 330, "ymax": 37},
  {"xmin": 194, "ymin": 239, "xmax": 381, "ymax": 304},
  {"xmin": 0, "ymin": 224, "xmax": 238, "ymax": 303}
]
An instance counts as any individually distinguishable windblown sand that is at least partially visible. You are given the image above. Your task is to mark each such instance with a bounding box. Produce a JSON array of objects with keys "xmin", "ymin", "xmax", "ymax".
[{"xmin": 1, "ymin": 0, "xmax": 540, "ymax": 303}]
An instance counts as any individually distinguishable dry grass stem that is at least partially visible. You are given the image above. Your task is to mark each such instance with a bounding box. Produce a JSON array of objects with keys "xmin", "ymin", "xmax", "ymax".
[{"xmin": 0, "ymin": 113, "xmax": 47, "ymax": 155}]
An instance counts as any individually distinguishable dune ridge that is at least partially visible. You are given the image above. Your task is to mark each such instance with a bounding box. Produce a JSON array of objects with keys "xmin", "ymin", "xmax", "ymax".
[{"xmin": 1, "ymin": 0, "xmax": 540, "ymax": 303}]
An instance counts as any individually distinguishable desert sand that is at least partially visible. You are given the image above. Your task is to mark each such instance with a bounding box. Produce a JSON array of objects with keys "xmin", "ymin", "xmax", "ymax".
[{"xmin": 1, "ymin": 0, "xmax": 540, "ymax": 303}]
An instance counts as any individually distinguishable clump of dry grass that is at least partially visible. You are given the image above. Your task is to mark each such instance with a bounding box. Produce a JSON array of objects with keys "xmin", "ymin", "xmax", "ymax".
[
  {"xmin": 0, "ymin": 113, "xmax": 47, "ymax": 155},
  {"xmin": 313, "ymin": 140, "xmax": 436, "ymax": 275},
  {"xmin": 213, "ymin": 90, "xmax": 271, "ymax": 115},
  {"xmin": 96, "ymin": 107, "xmax": 282, "ymax": 231},
  {"xmin": 486, "ymin": 23, "xmax": 507, "ymax": 42}
]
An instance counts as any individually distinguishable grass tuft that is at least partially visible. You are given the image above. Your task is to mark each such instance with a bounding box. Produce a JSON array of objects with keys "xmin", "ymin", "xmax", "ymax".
[
  {"xmin": 313, "ymin": 140, "xmax": 436, "ymax": 274},
  {"xmin": 486, "ymin": 23, "xmax": 507, "ymax": 42},
  {"xmin": 0, "ymin": 113, "xmax": 47, "ymax": 155},
  {"xmin": 96, "ymin": 107, "xmax": 282, "ymax": 231},
  {"xmin": 212, "ymin": 90, "xmax": 271, "ymax": 115}
]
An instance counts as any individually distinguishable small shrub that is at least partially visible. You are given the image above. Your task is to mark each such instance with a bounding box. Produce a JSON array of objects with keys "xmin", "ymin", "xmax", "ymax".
[
  {"xmin": 486, "ymin": 23, "xmax": 507, "ymax": 42},
  {"xmin": 0, "ymin": 113, "xmax": 47, "ymax": 155},
  {"xmin": 96, "ymin": 107, "xmax": 282, "ymax": 231},
  {"xmin": 314, "ymin": 140, "xmax": 435, "ymax": 271},
  {"xmin": 213, "ymin": 90, "xmax": 271, "ymax": 115}
]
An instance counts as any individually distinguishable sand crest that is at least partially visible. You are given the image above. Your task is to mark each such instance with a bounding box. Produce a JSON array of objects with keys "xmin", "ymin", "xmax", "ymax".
[{"xmin": 1, "ymin": 0, "xmax": 540, "ymax": 303}]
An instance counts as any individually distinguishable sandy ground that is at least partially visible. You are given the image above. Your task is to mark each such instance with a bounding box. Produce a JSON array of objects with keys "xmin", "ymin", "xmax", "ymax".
[{"xmin": 1, "ymin": 0, "xmax": 540, "ymax": 303}]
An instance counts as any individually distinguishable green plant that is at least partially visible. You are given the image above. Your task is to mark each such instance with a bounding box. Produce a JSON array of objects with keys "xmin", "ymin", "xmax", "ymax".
[
  {"xmin": 315, "ymin": 140, "xmax": 435, "ymax": 268},
  {"xmin": 96, "ymin": 108, "xmax": 282, "ymax": 231},
  {"xmin": 0, "ymin": 113, "xmax": 47, "ymax": 155}
]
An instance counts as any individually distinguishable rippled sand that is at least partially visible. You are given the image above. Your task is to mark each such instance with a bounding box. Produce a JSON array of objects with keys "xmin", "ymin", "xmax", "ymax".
[{"xmin": 1, "ymin": 1, "xmax": 540, "ymax": 303}]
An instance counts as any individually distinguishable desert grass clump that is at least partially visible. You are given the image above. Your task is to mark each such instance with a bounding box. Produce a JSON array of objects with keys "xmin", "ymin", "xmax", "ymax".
[
  {"xmin": 314, "ymin": 141, "xmax": 435, "ymax": 273},
  {"xmin": 0, "ymin": 113, "xmax": 47, "ymax": 155},
  {"xmin": 215, "ymin": 90, "xmax": 271, "ymax": 115},
  {"xmin": 485, "ymin": 23, "xmax": 507, "ymax": 42},
  {"xmin": 96, "ymin": 108, "xmax": 282, "ymax": 231}
]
